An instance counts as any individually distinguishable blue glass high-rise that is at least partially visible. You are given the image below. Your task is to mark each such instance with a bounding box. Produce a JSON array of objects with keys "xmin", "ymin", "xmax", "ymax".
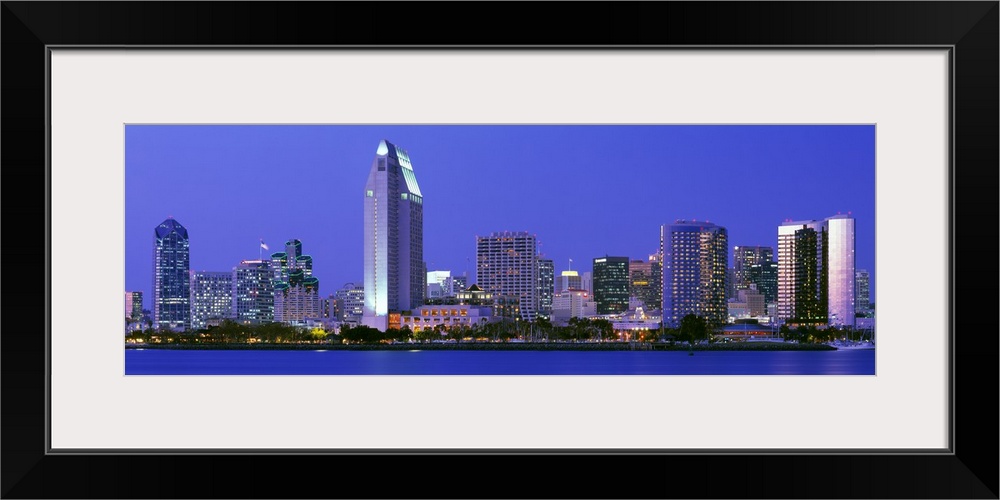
[{"xmin": 153, "ymin": 217, "xmax": 190, "ymax": 331}]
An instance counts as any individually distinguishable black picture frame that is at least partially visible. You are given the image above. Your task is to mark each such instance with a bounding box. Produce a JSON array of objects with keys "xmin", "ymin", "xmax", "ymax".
[{"xmin": 3, "ymin": 2, "xmax": 996, "ymax": 498}]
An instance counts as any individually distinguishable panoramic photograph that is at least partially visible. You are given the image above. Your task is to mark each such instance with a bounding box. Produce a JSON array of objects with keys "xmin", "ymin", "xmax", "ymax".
[{"xmin": 124, "ymin": 124, "xmax": 876, "ymax": 375}]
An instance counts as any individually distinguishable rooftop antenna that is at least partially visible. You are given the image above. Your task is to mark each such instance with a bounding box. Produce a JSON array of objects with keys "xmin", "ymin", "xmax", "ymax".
[{"xmin": 568, "ymin": 258, "xmax": 573, "ymax": 272}]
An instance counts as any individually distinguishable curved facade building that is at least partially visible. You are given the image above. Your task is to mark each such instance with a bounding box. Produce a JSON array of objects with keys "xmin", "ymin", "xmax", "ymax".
[{"xmin": 659, "ymin": 220, "xmax": 729, "ymax": 328}]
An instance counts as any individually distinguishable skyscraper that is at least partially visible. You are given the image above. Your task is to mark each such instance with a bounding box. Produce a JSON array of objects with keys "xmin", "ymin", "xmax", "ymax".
[
  {"xmin": 777, "ymin": 215, "xmax": 855, "ymax": 327},
  {"xmin": 537, "ymin": 258, "xmax": 554, "ymax": 319},
  {"xmin": 855, "ymin": 269, "xmax": 871, "ymax": 315},
  {"xmin": 153, "ymin": 218, "xmax": 190, "ymax": 331},
  {"xmin": 660, "ymin": 220, "xmax": 729, "ymax": 327},
  {"xmin": 232, "ymin": 259, "xmax": 274, "ymax": 324},
  {"xmin": 747, "ymin": 260, "xmax": 779, "ymax": 304},
  {"xmin": 189, "ymin": 271, "xmax": 234, "ymax": 330},
  {"xmin": 335, "ymin": 282, "xmax": 365, "ymax": 323},
  {"xmin": 593, "ymin": 256, "xmax": 630, "ymax": 315},
  {"xmin": 125, "ymin": 291, "xmax": 143, "ymax": 321},
  {"xmin": 476, "ymin": 231, "xmax": 538, "ymax": 322},
  {"xmin": 555, "ymin": 269, "xmax": 582, "ymax": 293},
  {"xmin": 363, "ymin": 140, "xmax": 424, "ymax": 330},
  {"xmin": 629, "ymin": 254, "xmax": 661, "ymax": 311},
  {"xmin": 732, "ymin": 245, "xmax": 774, "ymax": 297},
  {"xmin": 271, "ymin": 239, "xmax": 321, "ymax": 324}
]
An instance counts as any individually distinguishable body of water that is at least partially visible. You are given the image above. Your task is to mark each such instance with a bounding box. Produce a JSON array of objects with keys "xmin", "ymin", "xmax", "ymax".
[{"xmin": 125, "ymin": 349, "xmax": 875, "ymax": 375}]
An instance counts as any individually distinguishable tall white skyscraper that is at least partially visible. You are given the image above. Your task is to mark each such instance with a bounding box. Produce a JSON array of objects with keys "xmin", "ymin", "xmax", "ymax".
[
  {"xmin": 363, "ymin": 140, "xmax": 424, "ymax": 330},
  {"xmin": 777, "ymin": 215, "xmax": 855, "ymax": 327},
  {"xmin": 476, "ymin": 231, "xmax": 539, "ymax": 321}
]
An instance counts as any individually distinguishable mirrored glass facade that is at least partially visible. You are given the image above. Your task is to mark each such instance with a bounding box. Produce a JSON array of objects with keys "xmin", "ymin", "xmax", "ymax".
[
  {"xmin": 153, "ymin": 218, "xmax": 190, "ymax": 331},
  {"xmin": 593, "ymin": 256, "xmax": 630, "ymax": 315},
  {"xmin": 777, "ymin": 215, "xmax": 855, "ymax": 327}
]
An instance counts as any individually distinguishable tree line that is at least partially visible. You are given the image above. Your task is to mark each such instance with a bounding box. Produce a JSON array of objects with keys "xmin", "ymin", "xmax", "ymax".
[{"xmin": 125, "ymin": 314, "xmax": 861, "ymax": 346}]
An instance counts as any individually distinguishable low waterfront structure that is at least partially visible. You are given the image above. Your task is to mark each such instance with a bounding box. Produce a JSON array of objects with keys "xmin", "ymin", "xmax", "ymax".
[{"xmin": 399, "ymin": 304, "xmax": 497, "ymax": 332}]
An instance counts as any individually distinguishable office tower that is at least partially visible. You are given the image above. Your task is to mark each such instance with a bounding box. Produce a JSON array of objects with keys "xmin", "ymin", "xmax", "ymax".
[
  {"xmin": 855, "ymin": 269, "xmax": 871, "ymax": 315},
  {"xmin": 777, "ymin": 215, "xmax": 855, "ymax": 327},
  {"xmin": 551, "ymin": 289, "xmax": 597, "ymax": 324},
  {"xmin": 452, "ymin": 274, "xmax": 468, "ymax": 294},
  {"xmin": 232, "ymin": 259, "xmax": 274, "ymax": 324},
  {"xmin": 152, "ymin": 217, "xmax": 191, "ymax": 331},
  {"xmin": 363, "ymin": 140, "xmax": 424, "ymax": 330},
  {"xmin": 747, "ymin": 260, "xmax": 779, "ymax": 303},
  {"xmin": 274, "ymin": 272, "xmax": 321, "ymax": 325},
  {"xmin": 593, "ymin": 256, "xmax": 630, "ymax": 315},
  {"xmin": 335, "ymin": 282, "xmax": 365, "ymax": 322},
  {"xmin": 270, "ymin": 239, "xmax": 321, "ymax": 324},
  {"xmin": 732, "ymin": 245, "xmax": 774, "ymax": 297},
  {"xmin": 629, "ymin": 254, "xmax": 661, "ymax": 311},
  {"xmin": 125, "ymin": 291, "xmax": 143, "ymax": 321},
  {"xmin": 555, "ymin": 270, "xmax": 582, "ymax": 293},
  {"xmin": 270, "ymin": 238, "xmax": 313, "ymax": 284},
  {"xmin": 476, "ymin": 231, "xmax": 538, "ymax": 321},
  {"xmin": 537, "ymin": 258, "xmax": 554, "ymax": 319},
  {"xmin": 189, "ymin": 271, "xmax": 233, "ymax": 330},
  {"xmin": 323, "ymin": 294, "xmax": 335, "ymax": 319},
  {"xmin": 660, "ymin": 220, "xmax": 729, "ymax": 327},
  {"xmin": 426, "ymin": 270, "xmax": 454, "ymax": 299}
]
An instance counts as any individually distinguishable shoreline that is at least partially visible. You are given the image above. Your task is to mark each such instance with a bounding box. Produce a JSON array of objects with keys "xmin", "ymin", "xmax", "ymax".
[{"xmin": 125, "ymin": 342, "xmax": 837, "ymax": 352}]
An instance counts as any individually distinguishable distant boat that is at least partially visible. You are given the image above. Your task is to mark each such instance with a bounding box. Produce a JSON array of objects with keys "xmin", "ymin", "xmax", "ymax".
[{"xmin": 828, "ymin": 339, "xmax": 875, "ymax": 350}]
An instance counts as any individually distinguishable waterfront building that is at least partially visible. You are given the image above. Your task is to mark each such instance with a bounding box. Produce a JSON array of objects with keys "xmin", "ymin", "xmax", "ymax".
[
  {"xmin": 581, "ymin": 271, "xmax": 593, "ymax": 295},
  {"xmin": 335, "ymin": 282, "xmax": 365, "ymax": 322},
  {"xmin": 274, "ymin": 272, "xmax": 321, "ymax": 325},
  {"xmin": 660, "ymin": 220, "xmax": 729, "ymax": 328},
  {"xmin": 537, "ymin": 258, "xmax": 554, "ymax": 319},
  {"xmin": 270, "ymin": 239, "xmax": 321, "ymax": 325},
  {"xmin": 189, "ymin": 271, "xmax": 233, "ymax": 330},
  {"xmin": 363, "ymin": 140, "xmax": 424, "ymax": 330},
  {"xmin": 125, "ymin": 291, "xmax": 144, "ymax": 334},
  {"xmin": 855, "ymin": 269, "xmax": 871, "ymax": 315},
  {"xmin": 611, "ymin": 297, "xmax": 662, "ymax": 339},
  {"xmin": 475, "ymin": 231, "xmax": 539, "ymax": 321},
  {"xmin": 399, "ymin": 304, "xmax": 497, "ymax": 333},
  {"xmin": 628, "ymin": 254, "xmax": 661, "ymax": 311},
  {"xmin": 550, "ymin": 289, "xmax": 597, "ymax": 325},
  {"xmin": 593, "ymin": 256, "xmax": 630, "ymax": 315},
  {"xmin": 125, "ymin": 291, "xmax": 143, "ymax": 321},
  {"xmin": 232, "ymin": 259, "xmax": 274, "ymax": 324},
  {"xmin": 455, "ymin": 283, "xmax": 492, "ymax": 306},
  {"xmin": 777, "ymin": 215, "xmax": 855, "ymax": 327},
  {"xmin": 152, "ymin": 217, "xmax": 191, "ymax": 331}
]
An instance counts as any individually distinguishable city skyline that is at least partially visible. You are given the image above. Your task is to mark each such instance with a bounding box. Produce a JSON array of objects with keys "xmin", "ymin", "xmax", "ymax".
[{"xmin": 126, "ymin": 125, "xmax": 876, "ymax": 310}]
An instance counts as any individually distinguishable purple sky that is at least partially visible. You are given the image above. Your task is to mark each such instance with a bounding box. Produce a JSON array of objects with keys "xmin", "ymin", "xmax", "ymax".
[{"xmin": 125, "ymin": 125, "xmax": 876, "ymax": 305}]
